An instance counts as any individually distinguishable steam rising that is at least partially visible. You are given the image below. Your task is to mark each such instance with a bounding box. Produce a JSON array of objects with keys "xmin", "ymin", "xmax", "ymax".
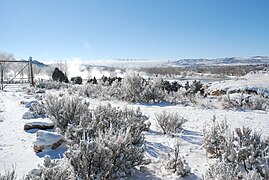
[{"xmin": 67, "ymin": 60, "xmax": 125, "ymax": 80}]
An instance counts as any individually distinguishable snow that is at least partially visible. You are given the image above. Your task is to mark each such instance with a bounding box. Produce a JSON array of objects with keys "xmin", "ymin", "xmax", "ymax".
[
  {"xmin": 24, "ymin": 122, "xmax": 53, "ymax": 127},
  {"xmin": 24, "ymin": 121, "xmax": 54, "ymax": 131},
  {"xmin": 33, "ymin": 130, "xmax": 64, "ymax": 147},
  {"xmin": 1, "ymin": 71, "xmax": 269, "ymax": 179},
  {"xmin": 24, "ymin": 100, "xmax": 38, "ymax": 108},
  {"xmin": 88, "ymin": 98, "xmax": 269, "ymax": 178},
  {"xmin": 22, "ymin": 111, "xmax": 35, "ymax": 119},
  {"xmin": 0, "ymin": 88, "xmax": 43, "ymax": 177},
  {"xmin": 0, "ymin": 87, "xmax": 62, "ymax": 178},
  {"xmin": 209, "ymin": 71, "xmax": 269, "ymax": 96}
]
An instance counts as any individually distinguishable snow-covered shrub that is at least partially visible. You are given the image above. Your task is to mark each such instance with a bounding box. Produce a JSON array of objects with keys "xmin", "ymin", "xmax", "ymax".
[
  {"xmin": 0, "ymin": 168, "xmax": 16, "ymax": 180},
  {"xmin": 205, "ymin": 157, "xmax": 265, "ymax": 180},
  {"xmin": 66, "ymin": 104, "xmax": 150, "ymax": 145},
  {"xmin": 222, "ymin": 93, "xmax": 269, "ymax": 111},
  {"xmin": 26, "ymin": 103, "xmax": 149, "ymax": 179},
  {"xmin": 80, "ymin": 83, "xmax": 118, "ymax": 101},
  {"xmin": 36, "ymin": 81, "xmax": 70, "ymax": 90},
  {"xmin": 164, "ymin": 87, "xmax": 201, "ymax": 106},
  {"xmin": 44, "ymin": 94, "xmax": 90, "ymax": 132},
  {"xmin": 29, "ymin": 102, "xmax": 46, "ymax": 117},
  {"xmin": 189, "ymin": 80, "xmax": 203, "ymax": 95},
  {"xmin": 66, "ymin": 127, "xmax": 146, "ymax": 179},
  {"xmin": 79, "ymin": 83, "xmax": 101, "ymax": 98},
  {"xmin": 93, "ymin": 104, "xmax": 150, "ymax": 144},
  {"xmin": 204, "ymin": 122, "xmax": 269, "ymax": 179},
  {"xmin": 24, "ymin": 87, "xmax": 37, "ymax": 95},
  {"xmin": 97, "ymin": 80, "xmax": 122, "ymax": 100},
  {"xmin": 204, "ymin": 161, "xmax": 240, "ymax": 180},
  {"xmin": 142, "ymin": 76, "xmax": 165, "ymax": 103},
  {"xmin": 203, "ymin": 116, "xmax": 233, "ymax": 158},
  {"xmin": 24, "ymin": 156, "xmax": 73, "ymax": 180},
  {"xmin": 228, "ymin": 127, "xmax": 269, "ymax": 179},
  {"xmin": 106, "ymin": 79, "xmax": 122, "ymax": 100},
  {"xmin": 155, "ymin": 111, "xmax": 187, "ymax": 135},
  {"xmin": 166, "ymin": 80, "xmax": 204, "ymax": 105},
  {"xmin": 166, "ymin": 140, "xmax": 191, "ymax": 177},
  {"xmin": 244, "ymin": 95, "xmax": 269, "ymax": 110},
  {"xmin": 121, "ymin": 72, "xmax": 146, "ymax": 102}
]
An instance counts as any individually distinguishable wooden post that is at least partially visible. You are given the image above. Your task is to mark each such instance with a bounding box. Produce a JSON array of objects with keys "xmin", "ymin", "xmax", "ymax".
[
  {"xmin": 0, "ymin": 65, "xmax": 3, "ymax": 90},
  {"xmin": 29, "ymin": 57, "xmax": 34, "ymax": 86},
  {"xmin": 28, "ymin": 60, "xmax": 30, "ymax": 83}
]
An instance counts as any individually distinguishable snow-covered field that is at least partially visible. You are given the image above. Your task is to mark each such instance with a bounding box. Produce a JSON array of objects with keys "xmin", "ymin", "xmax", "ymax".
[
  {"xmin": 0, "ymin": 72, "xmax": 269, "ymax": 179},
  {"xmin": 209, "ymin": 71, "xmax": 269, "ymax": 97}
]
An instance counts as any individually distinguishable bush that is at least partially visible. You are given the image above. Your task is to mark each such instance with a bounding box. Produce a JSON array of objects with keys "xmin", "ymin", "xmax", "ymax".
[
  {"xmin": 222, "ymin": 93, "xmax": 269, "ymax": 111},
  {"xmin": 203, "ymin": 116, "xmax": 232, "ymax": 158},
  {"xmin": 79, "ymin": 83, "xmax": 100, "ymax": 98},
  {"xmin": 44, "ymin": 94, "xmax": 90, "ymax": 132},
  {"xmin": 66, "ymin": 104, "xmax": 150, "ymax": 145},
  {"xmin": 203, "ymin": 117, "xmax": 269, "ymax": 179},
  {"xmin": 189, "ymin": 80, "xmax": 203, "ymax": 95},
  {"xmin": 155, "ymin": 111, "xmax": 187, "ymax": 135},
  {"xmin": 80, "ymin": 73, "xmax": 207, "ymax": 105},
  {"xmin": 0, "ymin": 168, "xmax": 16, "ymax": 180},
  {"xmin": 24, "ymin": 156, "xmax": 73, "ymax": 180},
  {"xmin": 121, "ymin": 72, "xmax": 146, "ymax": 102},
  {"xmin": 64, "ymin": 104, "xmax": 150, "ymax": 179},
  {"xmin": 161, "ymin": 80, "xmax": 182, "ymax": 93},
  {"xmin": 52, "ymin": 68, "xmax": 68, "ymax": 83},
  {"xmin": 229, "ymin": 127, "xmax": 269, "ymax": 178},
  {"xmin": 66, "ymin": 128, "xmax": 146, "ymax": 179},
  {"xmin": 29, "ymin": 96, "xmax": 149, "ymax": 180},
  {"xmin": 205, "ymin": 158, "xmax": 264, "ymax": 180},
  {"xmin": 204, "ymin": 161, "xmax": 240, "ymax": 180},
  {"xmin": 70, "ymin": 76, "xmax": 82, "ymax": 85},
  {"xmin": 142, "ymin": 76, "xmax": 165, "ymax": 103},
  {"xmin": 29, "ymin": 102, "xmax": 46, "ymax": 117},
  {"xmin": 166, "ymin": 141, "xmax": 191, "ymax": 177},
  {"xmin": 93, "ymin": 104, "xmax": 150, "ymax": 144},
  {"xmin": 36, "ymin": 81, "xmax": 70, "ymax": 90}
]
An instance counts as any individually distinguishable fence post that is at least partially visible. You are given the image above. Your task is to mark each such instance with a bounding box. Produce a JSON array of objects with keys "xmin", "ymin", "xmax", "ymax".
[
  {"xmin": 29, "ymin": 57, "xmax": 34, "ymax": 86},
  {"xmin": 0, "ymin": 65, "xmax": 3, "ymax": 90}
]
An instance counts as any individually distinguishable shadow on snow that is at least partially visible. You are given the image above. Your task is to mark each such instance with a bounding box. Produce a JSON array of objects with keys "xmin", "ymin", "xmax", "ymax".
[
  {"xmin": 137, "ymin": 102, "xmax": 173, "ymax": 107},
  {"xmin": 35, "ymin": 143, "xmax": 67, "ymax": 159},
  {"xmin": 175, "ymin": 128, "xmax": 203, "ymax": 146},
  {"xmin": 145, "ymin": 141, "xmax": 173, "ymax": 158}
]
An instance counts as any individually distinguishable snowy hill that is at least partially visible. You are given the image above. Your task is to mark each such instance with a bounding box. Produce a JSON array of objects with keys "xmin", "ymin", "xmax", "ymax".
[
  {"xmin": 208, "ymin": 71, "xmax": 269, "ymax": 97},
  {"xmin": 32, "ymin": 60, "xmax": 49, "ymax": 68},
  {"xmin": 35, "ymin": 56, "xmax": 269, "ymax": 70},
  {"xmin": 169, "ymin": 56, "xmax": 269, "ymax": 67}
]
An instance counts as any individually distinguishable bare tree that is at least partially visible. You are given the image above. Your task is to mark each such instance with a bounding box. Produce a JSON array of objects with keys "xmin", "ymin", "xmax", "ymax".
[{"xmin": 0, "ymin": 52, "xmax": 15, "ymax": 86}]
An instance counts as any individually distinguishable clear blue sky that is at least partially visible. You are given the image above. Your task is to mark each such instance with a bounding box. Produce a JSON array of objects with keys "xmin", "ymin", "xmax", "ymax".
[{"xmin": 0, "ymin": 0, "xmax": 269, "ymax": 61}]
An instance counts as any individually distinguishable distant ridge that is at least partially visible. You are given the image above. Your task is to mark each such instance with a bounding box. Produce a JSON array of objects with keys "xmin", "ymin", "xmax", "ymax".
[
  {"xmin": 32, "ymin": 60, "xmax": 48, "ymax": 68},
  {"xmin": 170, "ymin": 56, "xmax": 269, "ymax": 67},
  {"xmin": 29, "ymin": 56, "xmax": 269, "ymax": 69}
]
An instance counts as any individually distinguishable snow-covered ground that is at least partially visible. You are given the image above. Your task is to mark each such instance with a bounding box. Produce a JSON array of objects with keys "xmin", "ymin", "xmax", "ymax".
[
  {"xmin": 208, "ymin": 71, "xmax": 269, "ymax": 96},
  {"xmin": 89, "ymin": 99, "xmax": 269, "ymax": 179},
  {"xmin": 1, "ymin": 76, "xmax": 269, "ymax": 179},
  {"xmin": 0, "ymin": 85, "xmax": 44, "ymax": 177}
]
